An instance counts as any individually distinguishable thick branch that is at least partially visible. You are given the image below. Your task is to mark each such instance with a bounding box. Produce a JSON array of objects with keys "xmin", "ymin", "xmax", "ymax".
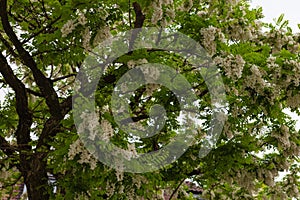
[
  {"xmin": 0, "ymin": 135, "xmax": 15, "ymax": 155},
  {"xmin": 51, "ymin": 73, "xmax": 76, "ymax": 82},
  {"xmin": 128, "ymin": 2, "xmax": 145, "ymax": 51},
  {"xmin": 26, "ymin": 88, "xmax": 43, "ymax": 97},
  {"xmin": 0, "ymin": 32, "xmax": 19, "ymax": 58},
  {"xmin": 0, "ymin": 0, "xmax": 62, "ymax": 118},
  {"xmin": 36, "ymin": 95, "xmax": 73, "ymax": 149},
  {"xmin": 0, "ymin": 52, "xmax": 32, "ymax": 150},
  {"xmin": 132, "ymin": 2, "xmax": 145, "ymax": 29}
]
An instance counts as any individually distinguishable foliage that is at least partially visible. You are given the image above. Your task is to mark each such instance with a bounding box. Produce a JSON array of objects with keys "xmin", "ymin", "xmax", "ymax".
[{"xmin": 0, "ymin": 0, "xmax": 300, "ymax": 199}]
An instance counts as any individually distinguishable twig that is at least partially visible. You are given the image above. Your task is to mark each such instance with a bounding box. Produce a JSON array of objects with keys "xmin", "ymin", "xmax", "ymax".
[{"xmin": 169, "ymin": 178, "xmax": 185, "ymax": 200}]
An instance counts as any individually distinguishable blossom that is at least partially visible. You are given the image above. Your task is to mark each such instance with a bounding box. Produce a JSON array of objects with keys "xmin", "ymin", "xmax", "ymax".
[
  {"xmin": 286, "ymin": 92, "xmax": 300, "ymax": 109},
  {"xmin": 214, "ymin": 54, "xmax": 245, "ymax": 80},
  {"xmin": 68, "ymin": 139, "xmax": 82, "ymax": 160},
  {"xmin": 244, "ymin": 64, "xmax": 266, "ymax": 93},
  {"xmin": 201, "ymin": 26, "xmax": 217, "ymax": 55},
  {"xmin": 151, "ymin": 5, "xmax": 163, "ymax": 24},
  {"xmin": 82, "ymin": 27, "xmax": 91, "ymax": 52},
  {"xmin": 61, "ymin": 19, "xmax": 76, "ymax": 37},
  {"xmin": 145, "ymin": 83, "xmax": 160, "ymax": 96},
  {"xmin": 264, "ymin": 170, "xmax": 275, "ymax": 187},
  {"xmin": 127, "ymin": 143, "xmax": 137, "ymax": 157},
  {"xmin": 140, "ymin": 64, "xmax": 160, "ymax": 82},
  {"xmin": 93, "ymin": 26, "xmax": 111, "ymax": 46},
  {"xmin": 106, "ymin": 181, "xmax": 115, "ymax": 197},
  {"xmin": 100, "ymin": 119, "xmax": 114, "ymax": 141},
  {"xmin": 179, "ymin": 0, "xmax": 193, "ymax": 11},
  {"xmin": 127, "ymin": 58, "xmax": 148, "ymax": 69},
  {"xmin": 77, "ymin": 12, "xmax": 87, "ymax": 25},
  {"xmin": 68, "ymin": 139, "xmax": 98, "ymax": 170}
]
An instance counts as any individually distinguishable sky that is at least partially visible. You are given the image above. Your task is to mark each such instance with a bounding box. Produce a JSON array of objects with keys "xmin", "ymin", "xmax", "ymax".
[{"xmin": 250, "ymin": 0, "xmax": 300, "ymax": 32}]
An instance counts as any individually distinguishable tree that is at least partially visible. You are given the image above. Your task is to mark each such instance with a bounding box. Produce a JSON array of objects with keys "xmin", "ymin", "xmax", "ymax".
[{"xmin": 0, "ymin": 0, "xmax": 300, "ymax": 199}]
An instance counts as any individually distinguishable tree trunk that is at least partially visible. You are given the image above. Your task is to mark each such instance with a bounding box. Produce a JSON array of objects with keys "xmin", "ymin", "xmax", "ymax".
[{"xmin": 19, "ymin": 153, "xmax": 50, "ymax": 200}]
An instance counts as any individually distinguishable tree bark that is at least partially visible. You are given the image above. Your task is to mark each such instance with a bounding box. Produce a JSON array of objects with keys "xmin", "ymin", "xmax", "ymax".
[{"xmin": 20, "ymin": 153, "xmax": 50, "ymax": 200}]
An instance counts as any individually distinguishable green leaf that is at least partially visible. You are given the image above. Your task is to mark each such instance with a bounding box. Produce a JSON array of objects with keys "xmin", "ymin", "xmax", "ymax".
[{"xmin": 276, "ymin": 13, "xmax": 284, "ymax": 25}]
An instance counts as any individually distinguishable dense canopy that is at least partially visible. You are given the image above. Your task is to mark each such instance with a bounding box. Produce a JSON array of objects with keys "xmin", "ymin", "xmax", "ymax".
[{"xmin": 0, "ymin": 0, "xmax": 300, "ymax": 199}]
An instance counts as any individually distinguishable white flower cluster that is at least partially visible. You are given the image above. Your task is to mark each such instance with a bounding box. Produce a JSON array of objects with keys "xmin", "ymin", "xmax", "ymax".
[
  {"xmin": 68, "ymin": 112, "xmax": 114, "ymax": 170},
  {"xmin": 228, "ymin": 21, "xmax": 257, "ymax": 41},
  {"xmin": 201, "ymin": 26, "xmax": 218, "ymax": 55},
  {"xmin": 244, "ymin": 64, "xmax": 266, "ymax": 93},
  {"xmin": 61, "ymin": 12, "xmax": 87, "ymax": 37},
  {"xmin": 266, "ymin": 56, "xmax": 279, "ymax": 69},
  {"xmin": 222, "ymin": 5, "xmax": 261, "ymax": 42},
  {"xmin": 145, "ymin": 83, "xmax": 160, "ymax": 96},
  {"xmin": 214, "ymin": 54, "xmax": 245, "ymax": 80},
  {"xmin": 77, "ymin": 112, "xmax": 100, "ymax": 140},
  {"xmin": 113, "ymin": 157, "xmax": 124, "ymax": 181},
  {"xmin": 68, "ymin": 139, "xmax": 98, "ymax": 170},
  {"xmin": 227, "ymin": 0, "xmax": 240, "ymax": 5},
  {"xmin": 82, "ymin": 27, "xmax": 92, "ymax": 52},
  {"xmin": 93, "ymin": 26, "xmax": 111, "ymax": 46},
  {"xmin": 0, "ymin": 168, "xmax": 10, "ymax": 179},
  {"xmin": 75, "ymin": 192, "xmax": 89, "ymax": 200},
  {"xmin": 266, "ymin": 29, "xmax": 299, "ymax": 53},
  {"xmin": 113, "ymin": 143, "xmax": 138, "ymax": 162},
  {"xmin": 284, "ymin": 174, "xmax": 300, "ymax": 197},
  {"xmin": 77, "ymin": 12, "xmax": 87, "ymax": 25},
  {"xmin": 284, "ymin": 59, "xmax": 300, "ymax": 87},
  {"xmin": 271, "ymin": 125, "xmax": 291, "ymax": 150},
  {"xmin": 140, "ymin": 64, "xmax": 160, "ymax": 82},
  {"xmin": 105, "ymin": 181, "xmax": 115, "ymax": 197},
  {"xmin": 127, "ymin": 58, "xmax": 148, "ymax": 69},
  {"xmin": 119, "ymin": 82, "xmax": 129, "ymax": 92},
  {"xmin": 256, "ymin": 167, "xmax": 279, "ymax": 193},
  {"xmin": 97, "ymin": 7, "xmax": 109, "ymax": 20},
  {"xmin": 150, "ymin": 0, "xmax": 175, "ymax": 26},
  {"xmin": 222, "ymin": 120, "xmax": 234, "ymax": 139},
  {"xmin": 197, "ymin": 10, "xmax": 207, "ymax": 17},
  {"xmin": 286, "ymin": 91, "xmax": 300, "ymax": 109},
  {"xmin": 262, "ymin": 174, "xmax": 300, "ymax": 199},
  {"xmin": 178, "ymin": 0, "xmax": 193, "ymax": 12},
  {"xmin": 127, "ymin": 143, "xmax": 138, "ymax": 158},
  {"xmin": 61, "ymin": 19, "xmax": 76, "ymax": 37},
  {"xmin": 104, "ymin": 144, "xmax": 139, "ymax": 182},
  {"xmin": 204, "ymin": 161, "xmax": 297, "ymax": 199},
  {"xmin": 116, "ymin": 169, "xmax": 123, "ymax": 182},
  {"xmin": 231, "ymin": 170, "xmax": 256, "ymax": 194},
  {"xmin": 151, "ymin": 1, "xmax": 163, "ymax": 24},
  {"xmin": 132, "ymin": 174, "xmax": 148, "ymax": 189},
  {"xmin": 99, "ymin": 119, "xmax": 114, "ymax": 142}
]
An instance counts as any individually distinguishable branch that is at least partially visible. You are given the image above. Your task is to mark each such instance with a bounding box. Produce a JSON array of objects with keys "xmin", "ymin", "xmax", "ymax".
[
  {"xmin": 128, "ymin": 0, "xmax": 132, "ymax": 28},
  {"xmin": 38, "ymin": 0, "xmax": 49, "ymax": 20},
  {"xmin": 8, "ymin": 7, "xmax": 37, "ymax": 31},
  {"xmin": 169, "ymin": 178, "xmax": 185, "ymax": 200},
  {"xmin": 26, "ymin": 88, "xmax": 43, "ymax": 97},
  {"xmin": 0, "ymin": 0, "xmax": 62, "ymax": 119},
  {"xmin": 0, "ymin": 52, "xmax": 32, "ymax": 150},
  {"xmin": 51, "ymin": 73, "xmax": 76, "ymax": 82},
  {"xmin": 0, "ymin": 32, "xmax": 19, "ymax": 58},
  {"xmin": 132, "ymin": 2, "xmax": 145, "ymax": 28},
  {"xmin": 0, "ymin": 135, "xmax": 15, "ymax": 155},
  {"xmin": 128, "ymin": 2, "xmax": 145, "ymax": 52},
  {"xmin": 36, "ymin": 96, "xmax": 73, "ymax": 150},
  {"xmin": 21, "ymin": 15, "xmax": 61, "ymax": 45}
]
